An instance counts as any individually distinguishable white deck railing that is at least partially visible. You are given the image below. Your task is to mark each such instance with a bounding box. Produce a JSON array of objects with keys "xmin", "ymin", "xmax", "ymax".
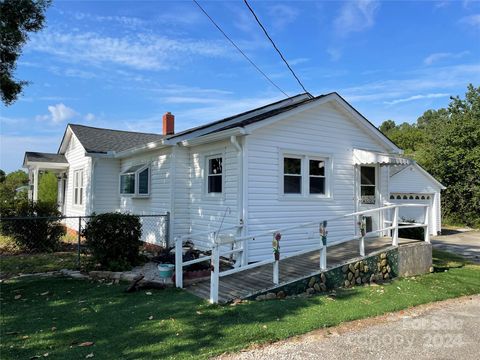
[{"xmin": 175, "ymin": 203, "xmax": 430, "ymax": 303}]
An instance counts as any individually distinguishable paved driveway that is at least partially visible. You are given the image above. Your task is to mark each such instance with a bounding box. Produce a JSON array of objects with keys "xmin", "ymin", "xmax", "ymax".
[
  {"xmin": 217, "ymin": 295, "xmax": 480, "ymax": 360},
  {"xmin": 432, "ymin": 230, "xmax": 480, "ymax": 263}
]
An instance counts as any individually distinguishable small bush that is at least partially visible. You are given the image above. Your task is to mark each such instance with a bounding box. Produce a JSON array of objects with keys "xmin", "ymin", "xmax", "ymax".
[
  {"xmin": 398, "ymin": 217, "xmax": 424, "ymax": 240},
  {"xmin": 82, "ymin": 213, "xmax": 142, "ymax": 271},
  {"xmin": 0, "ymin": 200, "xmax": 65, "ymax": 252}
]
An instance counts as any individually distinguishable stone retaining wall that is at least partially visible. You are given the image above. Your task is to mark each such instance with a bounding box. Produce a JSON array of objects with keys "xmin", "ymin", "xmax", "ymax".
[{"xmin": 250, "ymin": 248, "xmax": 400, "ymax": 301}]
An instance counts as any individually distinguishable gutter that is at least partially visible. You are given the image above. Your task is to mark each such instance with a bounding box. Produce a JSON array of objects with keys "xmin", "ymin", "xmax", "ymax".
[{"xmin": 179, "ymin": 127, "xmax": 247, "ymax": 147}]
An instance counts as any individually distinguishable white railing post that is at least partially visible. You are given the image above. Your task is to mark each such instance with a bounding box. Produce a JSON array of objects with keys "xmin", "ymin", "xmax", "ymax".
[
  {"xmin": 359, "ymin": 216, "xmax": 366, "ymax": 256},
  {"xmin": 210, "ymin": 240, "xmax": 220, "ymax": 304},
  {"xmin": 272, "ymin": 232, "xmax": 281, "ymax": 285},
  {"xmin": 392, "ymin": 206, "xmax": 399, "ymax": 246},
  {"xmin": 424, "ymin": 205, "xmax": 430, "ymax": 243},
  {"xmin": 319, "ymin": 221, "xmax": 327, "ymax": 270},
  {"xmin": 175, "ymin": 237, "xmax": 183, "ymax": 288}
]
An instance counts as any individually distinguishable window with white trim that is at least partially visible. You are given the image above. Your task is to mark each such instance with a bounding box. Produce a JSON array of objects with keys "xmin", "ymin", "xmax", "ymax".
[
  {"xmin": 120, "ymin": 164, "xmax": 150, "ymax": 196},
  {"xmin": 207, "ymin": 156, "xmax": 223, "ymax": 193},
  {"xmin": 309, "ymin": 159, "xmax": 326, "ymax": 194},
  {"xmin": 282, "ymin": 154, "xmax": 330, "ymax": 197},
  {"xmin": 283, "ymin": 157, "xmax": 302, "ymax": 194},
  {"xmin": 73, "ymin": 169, "xmax": 84, "ymax": 205}
]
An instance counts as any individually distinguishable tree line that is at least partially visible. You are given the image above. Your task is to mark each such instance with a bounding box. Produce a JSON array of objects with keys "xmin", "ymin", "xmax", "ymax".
[{"xmin": 379, "ymin": 84, "xmax": 480, "ymax": 227}]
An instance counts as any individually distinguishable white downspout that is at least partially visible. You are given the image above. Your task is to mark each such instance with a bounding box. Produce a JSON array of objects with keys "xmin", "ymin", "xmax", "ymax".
[
  {"xmin": 89, "ymin": 158, "xmax": 96, "ymax": 215},
  {"xmin": 230, "ymin": 135, "xmax": 246, "ymax": 264},
  {"xmin": 33, "ymin": 167, "xmax": 39, "ymax": 201}
]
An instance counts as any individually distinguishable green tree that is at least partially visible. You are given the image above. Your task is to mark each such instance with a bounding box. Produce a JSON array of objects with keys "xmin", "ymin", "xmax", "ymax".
[
  {"xmin": 0, "ymin": 170, "xmax": 29, "ymax": 204},
  {"xmin": 420, "ymin": 84, "xmax": 480, "ymax": 226},
  {"xmin": 378, "ymin": 119, "xmax": 396, "ymax": 134},
  {"xmin": 0, "ymin": 0, "xmax": 52, "ymax": 105},
  {"xmin": 0, "ymin": 169, "xmax": 5, "ymax": 183},
  {"xmin": 38, "ymin": 171, "xmax": 57, "ymax": 203}
]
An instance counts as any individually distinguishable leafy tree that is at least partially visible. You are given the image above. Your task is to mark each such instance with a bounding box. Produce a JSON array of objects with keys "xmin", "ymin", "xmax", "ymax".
[
  {"xmin": 0, "ymin": 169, "xmax": 5, "ymax": 183},
  {"xmin": 380, "ymin": 84, "xmax": 480, "ymax": 227},
  {"xmin": 38, "ymin": 171, "xmax": 57, "ymax": 203},
  {"xmin": 0, "ymin": 170, "xmax": 29, "ymax": 204},
  {"xmin": 420, "ymin": 84, "xmax": 480, "ymax": 226},
  {"xmin": 379, "ymin": 119, "xmax": 396, "ymax": 134},
  {"xmin": 0, "ymin": 0, "xmax": 52, "ymax": 105}
]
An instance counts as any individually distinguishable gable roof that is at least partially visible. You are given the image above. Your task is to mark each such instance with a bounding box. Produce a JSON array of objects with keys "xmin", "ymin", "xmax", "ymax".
[
  {"xmin": 60, "ymin": 124, "xmax": 166, "ymax": 154},
  {"xmin": 24, "ymin": 152, "xmax": 68, "ymax": 164},
  {"xmin": 168, "ymin": 93, "xmax": 315, "ymax": 139},
  {"xmin": 390, "ymin": 162, "xmax": 446, "ymax": 190},
  {"xmin": 56, "ymin": 92, "xmax": 401, "ymax": 156},
  {"xmin": 169, "ymin": 92, "xmax": 401, "ymax": 153}
]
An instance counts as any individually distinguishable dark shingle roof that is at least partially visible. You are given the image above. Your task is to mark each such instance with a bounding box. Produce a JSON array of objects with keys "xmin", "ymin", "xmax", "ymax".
[
  {"xmin": 69, "ymin": 124, "xmax": 165, "ymax": 154},
  {"xmin": 168, "ymin": 93, "xmax": 320, "ymax": 139},
  {"xmin": 24, "ymin": 152, "xmax": 68, "ymax": 164}
]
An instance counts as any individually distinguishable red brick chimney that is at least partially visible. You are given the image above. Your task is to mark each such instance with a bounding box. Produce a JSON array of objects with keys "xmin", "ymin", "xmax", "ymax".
[{"xmin": 162, "ymin": 112, "xmax": 174, "ymax": 135}]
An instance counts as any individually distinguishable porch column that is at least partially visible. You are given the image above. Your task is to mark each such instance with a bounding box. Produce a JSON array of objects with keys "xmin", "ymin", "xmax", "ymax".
[{"xmin": 33, "ymin": 167, "xmax": 39, "ymax": 201}]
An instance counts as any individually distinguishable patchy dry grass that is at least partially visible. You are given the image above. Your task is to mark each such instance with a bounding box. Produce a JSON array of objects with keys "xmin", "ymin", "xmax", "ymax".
[{"xmin": 1, "ymin": 250, "xmax": 479, "ymax": 359}]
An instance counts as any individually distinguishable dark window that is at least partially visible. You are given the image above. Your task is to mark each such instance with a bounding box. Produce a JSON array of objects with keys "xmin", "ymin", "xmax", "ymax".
[
  {"xmin": 120, "ymin": 173, "xmax": 135, "ymax": 194},
  {"xmin": 284, "ymin": 157, "xmax": 301, "ymax": 194},
  {"xmin": 208, "ymin": 157, "xmax": 222, "ymax": 193},
  {"xmin": 309, "ymin": 159, "xmax": 325, "ymax": 194},
  {"xmin": 138, "ymin": 168, "xmax": 149, "ymax": 194},
  {"xmin": 360, "ymin": 166, "xmax": 376, "ymax": 204}
]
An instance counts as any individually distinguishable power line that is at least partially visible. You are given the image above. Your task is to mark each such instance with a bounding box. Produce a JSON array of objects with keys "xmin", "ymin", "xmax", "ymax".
[
  {"xmin": 192, "ymin": 0, "xmax": 289, "ymax": 98},
  {"xmin": 243, "ymin": 0, "xmax": 311, "ymax": 96}
]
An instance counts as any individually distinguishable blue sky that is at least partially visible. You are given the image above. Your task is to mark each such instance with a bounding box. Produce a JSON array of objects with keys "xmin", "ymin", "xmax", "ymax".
[{"xmin": 1, "ymin": 0, "xmax": 479, "ymax": 172}]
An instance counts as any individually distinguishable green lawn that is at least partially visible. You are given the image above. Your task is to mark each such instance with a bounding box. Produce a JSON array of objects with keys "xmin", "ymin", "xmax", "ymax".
[{"xmin": 1, "ymin": 250, "xmax": 479, "ymax": 359}]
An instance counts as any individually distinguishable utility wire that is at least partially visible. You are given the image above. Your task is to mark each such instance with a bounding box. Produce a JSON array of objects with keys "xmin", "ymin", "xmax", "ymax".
[
  {"xmin": 192, "ymin": 0, "xmax": 289, "ymax": 98},
  {"xmin": 243, "ymin": 0, "xmax": 311, "ymax": 96}
]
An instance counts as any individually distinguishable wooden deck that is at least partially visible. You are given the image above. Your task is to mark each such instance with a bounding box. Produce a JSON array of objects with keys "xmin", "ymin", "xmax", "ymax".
[{"xmin": 184, "ymin": 237, "xmax": 418, "ymax": 303}]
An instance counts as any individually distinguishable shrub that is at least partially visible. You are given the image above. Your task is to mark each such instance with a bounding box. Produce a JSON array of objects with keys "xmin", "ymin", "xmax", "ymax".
[
  {"xmin": 398, "ymin": 217, "xmax": 424, "ymax": 240},
  {"xmin": 82, "ymin": 213, "xmax": 142, "ymax": 271},
  {"xmin": 0, "ymin": 200, "xmax": 65, "ymax": 252}
]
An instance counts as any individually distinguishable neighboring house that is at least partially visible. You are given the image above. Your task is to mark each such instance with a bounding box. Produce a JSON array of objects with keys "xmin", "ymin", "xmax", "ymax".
[
  {"xmin": 389, "ymin": 162, "xmax": 445, "ymax": 235},
  {"xmin": 23, "ymin": 92, "xmax": 444, "ymax": 262}
]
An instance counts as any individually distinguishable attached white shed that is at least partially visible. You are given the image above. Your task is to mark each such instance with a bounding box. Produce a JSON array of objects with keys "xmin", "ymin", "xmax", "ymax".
[{"xmin": 389, "ymin": 163, "xmax": 445, "ymax": 235}]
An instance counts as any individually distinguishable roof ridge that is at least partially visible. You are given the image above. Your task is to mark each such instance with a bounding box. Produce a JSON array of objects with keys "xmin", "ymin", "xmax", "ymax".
[
  {"xmin": 168, "ymin": 92, "xmax": 316, "ymax": 139},
  {"xmin": 69, "ymin": 123, "xmax": 164, "ymax": 137}
]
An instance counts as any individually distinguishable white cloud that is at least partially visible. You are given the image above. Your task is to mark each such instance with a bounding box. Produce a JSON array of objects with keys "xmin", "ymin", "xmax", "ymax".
[
  {"xmin": 0, "ymin": 134, "xmax": 59, "ymax": 172},
  {"xmin": 267, "ymin": 4, "xmax": 299, "ymax": 30},
  {"xmin": 384, "ymin": 93, "xmax": 450, "ymax": 105},
  {"xmin": 27, "ymin": 31, "xmax": 230, "ymax": 71},
  {"xmin": 326, "ymin": 47, "xmax": 342, "ymax": 61},
  {"xmin": 334, "ymin": 0, "xmax": 380, "ymax": 37},
  {"xmin": 84, "ymin": 113, "xmax": 96, "ymax": 121},
  {"xmin": 423, "ymin": 51, "xmax": 470, "ymax": 65},
  {"xmin": 338, "ymin": 63, "xmax": 480, "ymax": 103},
  {"xmin": 36, "ymin": 103, "xmax": 77, "ymax": 123},
  {"xmin": 460, "ymin": 14, "xmax": 480, "ymax": 29}
]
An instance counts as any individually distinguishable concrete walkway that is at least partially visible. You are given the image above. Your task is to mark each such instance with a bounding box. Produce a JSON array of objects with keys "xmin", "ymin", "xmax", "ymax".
[
  {"xmin": 217, "ymin": 295, "xmax": 480, "ymax": 360},
  {"xmin": 432, "ymin": 230, "xmax": 480, "ymax": 263}
]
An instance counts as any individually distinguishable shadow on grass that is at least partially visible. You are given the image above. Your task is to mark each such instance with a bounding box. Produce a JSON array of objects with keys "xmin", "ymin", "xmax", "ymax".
[{"xmin": 1, "ymin": 249, "xmax": 479, "ymax": 359}]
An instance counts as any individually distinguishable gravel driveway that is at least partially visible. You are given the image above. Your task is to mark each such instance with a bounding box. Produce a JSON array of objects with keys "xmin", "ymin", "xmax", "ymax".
[{"xmin": 216, "ymin": 295, "xmax": 479, "ymax": 360}]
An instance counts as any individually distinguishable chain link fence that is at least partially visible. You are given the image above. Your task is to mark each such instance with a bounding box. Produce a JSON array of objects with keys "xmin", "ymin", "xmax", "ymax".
[{"xmin": 0, "ymin": 213, "xmax": 169, "ymax": 277}]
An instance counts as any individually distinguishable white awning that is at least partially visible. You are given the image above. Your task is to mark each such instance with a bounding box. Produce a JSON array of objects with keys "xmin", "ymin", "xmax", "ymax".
[{"xmin": 353, "ymin": 149, "xmax": 411, "ymax": 165}]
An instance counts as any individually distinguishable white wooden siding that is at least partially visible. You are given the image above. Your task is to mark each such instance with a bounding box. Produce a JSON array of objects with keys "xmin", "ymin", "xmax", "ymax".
[
  {"xmin": 63, "ymin": 134, "xmax": 90, "ymax": 230},
  {"xmin": 245, "ymin": 102, "xmax": 390, "ymax": 262},
  {"xmin": 119, "ymin": 148, "xmax": 172, "ymax": 246},
  {"xmin": 186, "ymin": 140, "xmax": 240, "ymax": 249},
  {"xmin": 92, "ymin": 158, "xmax": 120, "ymax": 213}
]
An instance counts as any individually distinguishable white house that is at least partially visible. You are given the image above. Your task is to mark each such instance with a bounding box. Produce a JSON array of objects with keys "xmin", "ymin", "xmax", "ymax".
[{"xmin": 23, "ymin": 92, "xmax": 444, "ymax": 262}]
